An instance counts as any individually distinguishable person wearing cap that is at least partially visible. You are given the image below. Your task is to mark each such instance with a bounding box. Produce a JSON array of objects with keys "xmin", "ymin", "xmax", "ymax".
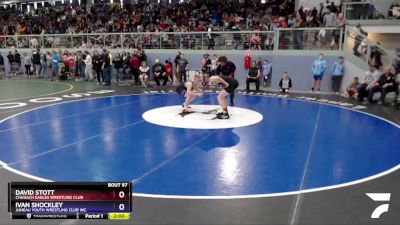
[{"xmin": 152, "ymin": 59, "xmax": 167, "ymax": 86}]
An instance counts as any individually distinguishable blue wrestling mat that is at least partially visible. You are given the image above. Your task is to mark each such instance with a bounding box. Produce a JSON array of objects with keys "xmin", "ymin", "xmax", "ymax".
[{"xmin": 0, "ymin": 94, "xmax": 399, "ymax": 197}]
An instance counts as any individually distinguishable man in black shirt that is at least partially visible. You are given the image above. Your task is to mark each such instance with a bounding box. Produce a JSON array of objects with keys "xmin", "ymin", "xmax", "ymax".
[
  {"xmin": 0, "ymin": 53, "xmax": 4, "ymax": 79},
  {"xmin": 7, "ymin": 51, "xmax": 15, "ymax": 76},
  {"xmin": 102, "ymin": 49, "xmax": 112, "ymax": 86},
  {"xmin": 368, "ymin": 66, "xmax": 399, "ymax": 104},
  {"xmin": 246, "ymin": 60, "xmax": 260, "ymax": 91},
  {"xmin": 92, "ymin": 50, "xmax": 103, "ymax": 84},
  {"xmin": 152, "ymin": 59, "xmax": 168, "ymax": 86},
  {"xmin": 14, "ymin": 50, "xmax": 21, "ymax": 74},
  {"xmin": 216, "ymin": 56, "xmax": 236, "ymax": 106},
  {"xmin": 32, "ymin": 48, "xmax": 41, "ymax": 78}
]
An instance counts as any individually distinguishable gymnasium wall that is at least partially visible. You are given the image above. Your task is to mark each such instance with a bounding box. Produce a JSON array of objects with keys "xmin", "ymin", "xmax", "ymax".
[
  {"xmin": 1, "ymin": 50, "xmax": 356, "ymax": 93},
  {"xmin": 143, "ymin": 50, "xmax": 339, "ymax": 92}
]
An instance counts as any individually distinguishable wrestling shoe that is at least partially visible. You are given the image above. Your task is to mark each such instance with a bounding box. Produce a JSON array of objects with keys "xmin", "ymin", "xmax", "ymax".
[{"xmin": 216, "ymin": 112, "xmax": 230, "ymax": 119}]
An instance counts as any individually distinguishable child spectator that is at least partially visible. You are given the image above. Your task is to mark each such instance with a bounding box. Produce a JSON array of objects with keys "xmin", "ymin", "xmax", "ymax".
[
  {"xmin": 331, "ymin": 56, "xmax": 345, "ymax": 94},
  {"xmin": 139, "ymin": 61, "xmax": 150, "ymax": 88},
  {"xmin": 279, "ymin": 72, "xmax": 293, "ymax": 93},
  {"xmin": 347, "ymin": 77, "xmax": 360, "ymax": 98},
  {"xmin": 311, "ymin": 53, "xmax": 327, "ymax": 93},
  {"xmin": 165, "ymin": 59, "xmax": 173, "ymax": 83}
]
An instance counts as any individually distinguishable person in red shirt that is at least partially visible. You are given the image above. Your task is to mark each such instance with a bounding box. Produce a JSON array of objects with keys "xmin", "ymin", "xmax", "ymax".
[
  {"xmin": 130, "ymin": 51, "xmax": 140, "ymax": 85},
  {"xmin": 68, "ymin": 53, "xmax": 76, "ymax": 78},
  {"xmin": 165, "ymin": 59, "xmax": 173, "ymax": 84}
]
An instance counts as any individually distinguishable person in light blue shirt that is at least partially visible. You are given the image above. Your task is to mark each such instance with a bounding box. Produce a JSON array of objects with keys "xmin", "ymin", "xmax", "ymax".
[
  {"xmin": 311, "ymin": 53, "xmax": 327, "ymax": 92},
  {"xmin": 51, "ymin": 50, "xmax": 59, "ymax": 81},
  {"xmin": 330, "ymin": 56, "xmax": 345, "ymax": 94}
]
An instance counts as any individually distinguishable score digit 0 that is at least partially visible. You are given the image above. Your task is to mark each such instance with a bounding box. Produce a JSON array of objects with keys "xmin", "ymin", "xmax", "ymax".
[
  {"xmin": 119, "ymin": 191, "xmax": 125, "ymax": 199},
  {"xmin": 119, "ymin": 203, "xmax": 125, "ymax": 211}
]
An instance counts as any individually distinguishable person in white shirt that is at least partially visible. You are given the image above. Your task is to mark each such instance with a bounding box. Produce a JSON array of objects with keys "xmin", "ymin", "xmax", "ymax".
[
  {"xmin": 139, "ymin": 61, "xmax": 150, "ymax": 88},
  {"xmin": 83, "ymin": 50, "xmax": 93, "ymax": 81}
]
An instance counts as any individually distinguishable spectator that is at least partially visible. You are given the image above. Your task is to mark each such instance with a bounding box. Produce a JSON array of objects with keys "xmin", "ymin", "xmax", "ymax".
[
  {"xmin": 330, "ymin": 56, "xmax": 345, "ymax": 94},
  {"xmin": 32, "ymin": 48, "xmax": 41, "ymax": 78},
  {"xmin": 15, "ymin": 50, "xmax": 21, "ymax": 74},
  {"xmin": 102, "ymin": 49, "xmax": 112, "ymax": 86},
  {"xmin": 51, "ymin": 50, "xmax": 60, "ymax": 81},
  {"xmin": 279, "ymin": 72, "xmax": 293, "ymax": 93},
  {"xmin": 323, "ymin": 8, "xmax": 337, "ymax": 45},
  {"xmin": 394, "ymin": 73, "xmax": 400, "ymax": 107},
  {"xmin": 67, "ymin": 53, "xmax": 76, "ymax": 79},
  {"xmin": 246, "ymin": 60, "xmax": 261, "ymax": 91},
  {"xmin": 76, "ymin": 51, "xmax": 85, "ymax": 80},
  {"xmin": 139, "ymin": 61, "xmax": 150, "ymax": 88},
  {"xmin": 293, "ymin": 13, "xmax": 305, "ymax": 50},
  {"xmin": 130, "ymin": 51, "xmax": 140, "ymax": 85},
  {"xmin": 0, "ymin": 53, "xmax": 4, "ymax": 79},
  {"xmin": 137, "ymin": 48, "xmax": 147, "ymax": 64},
  {"xmin": 201, "ymin": 53, "xmax": 212, "ymax": 85},
  {"xmin": 177, "ymin": 54, "xmax": 189, "ymax": 84},
  {"xmin": 174, "ymin": 52, "xmax": 182, "ymax": 84},
  {"xmin": 388, "ymin": 3, "xmax": 400, "ymax": 19},
  {"xmin": 347, "ymin": 77, "xmax": 360, "ymax": 99},
  {"xmin": 40, "ymin": 51, "xmax": 49, "ymax": 78},
  {"xmin": 357, "ymin": 64, "xmax": 380, "ymax": 102},
  {"xmin": 353, "ymin": 24, "xmax": 368, "ymax": 57},
  {"xmin": 7, "ymin": 51, "xmax": 15, "ymax": 77},
  {"xmin": 113, "ymin": 53, "xmax": 124, "ymax": 84},
  {"xmin": 92, "ymin": 50, "xmax": 103, "ymax": 85},
  {"xmin": 210, "ymin": 54, "xmax": 219, "ymax": 76},
  {"xmin": 262, "ymin": 59, "xmax": 272, "ymax": 87},
  {"xmin": 311, "ymin": 53, "xmax": 327, "ymax": 93},
  {"xmin": 368, "ymin": 66, "xmax": 399, "ymax": 104},
  {"xmin": 152, "ymin": 59, "xmax": 167, "ymax": 86},
  {"xmin": 332, "ymin": 13, "xmax": 345, "ymax": 49},
  {"xmin": 23, "ymin": 52, "xmax": 32, "ymax": 78},
  {"xmin": 165, "ymin": 59, "xmax": 173, "ymax": 83},
  {"xmin": 250, "ymin": 33, "xmax": 262, "ymax": 50},
  {"xmin": 83, "ymin": 50, "xmax": 93, "ymax": 81},
  {"xmin": 122, "ymin": 52, "xmax": 131, "ymax": 81},
  {"xmin": 369, "ymin": 45, "xmax": 383, "ymax": 70}
]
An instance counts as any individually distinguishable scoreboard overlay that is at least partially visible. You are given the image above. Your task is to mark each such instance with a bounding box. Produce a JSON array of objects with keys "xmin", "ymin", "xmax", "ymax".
[{"xmin": 8, "ymin": 182, "xmax": 131, "ymax": 220}]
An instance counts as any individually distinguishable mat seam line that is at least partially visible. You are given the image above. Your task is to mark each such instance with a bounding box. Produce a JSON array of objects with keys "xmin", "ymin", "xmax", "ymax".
[{"xmin": 289, "ymin": 106, "xmax": 322, "ymax": 225}]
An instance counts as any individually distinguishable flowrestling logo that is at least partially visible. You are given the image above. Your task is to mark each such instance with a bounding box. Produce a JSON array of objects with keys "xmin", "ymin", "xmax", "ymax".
[{"xmin": 366, "ymin": 193, "xmax": 391, "ymax": 219}]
